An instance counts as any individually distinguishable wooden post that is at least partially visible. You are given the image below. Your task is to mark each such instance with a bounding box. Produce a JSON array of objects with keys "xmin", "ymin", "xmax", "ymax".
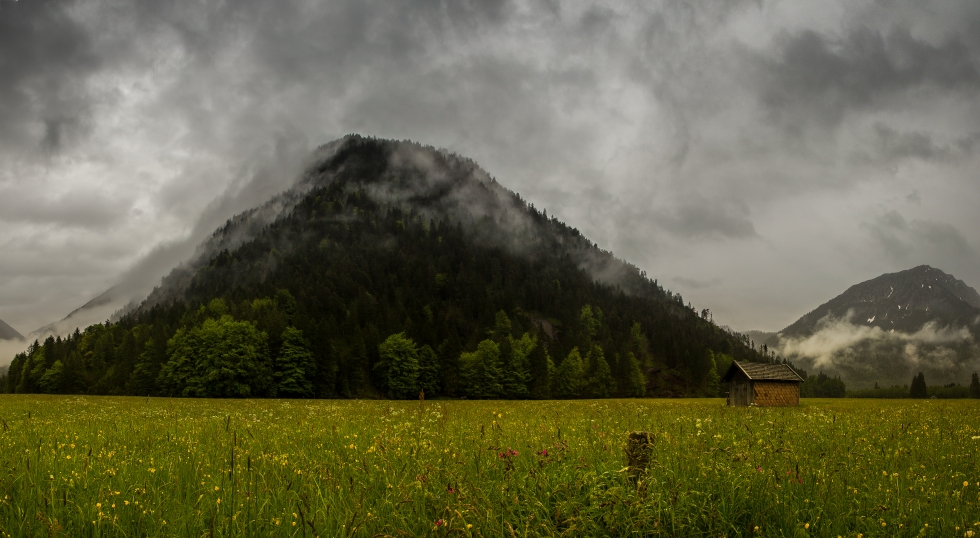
[{"xmin": 625, "ymin": 431, "xmax": 654, "ymax": 484}]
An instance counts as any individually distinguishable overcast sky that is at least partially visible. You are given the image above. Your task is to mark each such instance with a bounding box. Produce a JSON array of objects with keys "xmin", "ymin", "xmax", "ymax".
[{"xmin": 2, "ymin": 0, "xmax": 979, "ymax": 347}]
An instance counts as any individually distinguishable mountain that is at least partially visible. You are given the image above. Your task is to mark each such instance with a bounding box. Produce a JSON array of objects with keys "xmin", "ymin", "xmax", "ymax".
[
  {"xmin": 0, "ymin": 319, "xmax": 23, "ymax": 342},
  {"xmin": 773, "ymin": 266, "xmax": 980, "ymax": 389},
  {"xmin": 28, "ymin": 286, "xmax": 135, "ymax": 341},
  {"xmin": 1, "ymin": 135, "xmax": 769, "ymax": 398},
  {"xmin": 781, "ymin": 265, "xmax": 980, "ymax": 338}
]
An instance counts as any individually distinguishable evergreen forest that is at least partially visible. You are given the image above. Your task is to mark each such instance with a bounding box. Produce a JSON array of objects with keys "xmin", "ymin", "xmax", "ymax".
[{"xmin": 1, "ymin": 136, "xmax": 793, "ymax": 399}]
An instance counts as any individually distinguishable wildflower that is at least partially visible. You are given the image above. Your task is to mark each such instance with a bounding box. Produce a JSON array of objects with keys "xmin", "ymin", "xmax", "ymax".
[
  {"xmin": 538, "ymin": 449, "xmax": 549, "ymax": 457},
  {"xmin": 467, "ymin": 524, "xmax": 473, "ymax": 530},
  {"xmin": 435, "ymin": 519, "xmax": 444, "ymax": 528},
  {"xmin": 965, "ymin": 481, "xmax": 970, "ymax": 488},
  {"xmin": 805, "ymin": 523, "xmax": 809, "ymax": 529},
  {"xmin": 447, "ymin": 484, "xmax": 456, "ymax": 494}
]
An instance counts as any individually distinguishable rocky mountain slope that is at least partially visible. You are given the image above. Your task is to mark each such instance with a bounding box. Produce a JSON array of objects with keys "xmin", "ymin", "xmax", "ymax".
[
  {"xmin": 772, "ymin": 266, "xmax": 980, "ymax": 388},
  {"xmin": 0, "ymin": 319, "xmax": 23, "ymax": 342},
  {"xmin": 782, "ymin": 265, "xmax": 980, "ymax": 338}
]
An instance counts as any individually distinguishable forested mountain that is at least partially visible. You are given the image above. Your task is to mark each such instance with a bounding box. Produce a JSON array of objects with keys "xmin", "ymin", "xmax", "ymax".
[
  {"xmin": 770, "ymin": 266, "xmax": 980, "ymax": 388},
  {"xmin": 1, "ymin": 136, "xmax": 775, "ymax": 399}
]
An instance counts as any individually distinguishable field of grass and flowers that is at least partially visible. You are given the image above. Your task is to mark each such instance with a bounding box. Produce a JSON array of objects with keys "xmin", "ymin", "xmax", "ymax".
[{"xmin": 0, "ymin": 396, "xmax": 977, "ymax": 537}]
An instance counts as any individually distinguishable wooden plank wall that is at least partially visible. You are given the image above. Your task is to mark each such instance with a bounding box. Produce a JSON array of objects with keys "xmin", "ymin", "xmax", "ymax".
[{"xmin": 752, "ymin": 381, "xmax": 800, "ymax": 406}]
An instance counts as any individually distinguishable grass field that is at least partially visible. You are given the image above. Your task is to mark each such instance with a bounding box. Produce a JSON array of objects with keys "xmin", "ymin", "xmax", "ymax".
[{"xmin": 0, "ymin": 396, "xmax": 977, "ymax": 537}]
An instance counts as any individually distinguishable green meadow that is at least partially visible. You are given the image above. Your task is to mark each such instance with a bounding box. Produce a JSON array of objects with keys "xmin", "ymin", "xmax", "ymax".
[{"xmin": 0, "ymin": 396, "xmax": 977, "ymax": 537}]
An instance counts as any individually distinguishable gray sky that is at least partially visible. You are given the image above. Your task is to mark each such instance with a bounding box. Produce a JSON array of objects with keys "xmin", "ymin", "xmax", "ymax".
[{"xmin": 2, "ymin": 0, "xmax": 979, "ymax": 352}]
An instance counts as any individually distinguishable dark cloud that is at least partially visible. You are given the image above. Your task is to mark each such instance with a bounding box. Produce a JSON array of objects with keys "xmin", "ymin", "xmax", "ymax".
[
  {"xmin": 862, "ymin": 211, "xmax": 979, "ymax": 275},
  {"xmin": 2, "ymin": 0, "xmax": 980, "ymax": 345},
  {"xmin": 0, "ymin": 0, "xmax": 101, "ymax": 155},
  {"xmin": 655, "ymin": 197, "xmax": 758, "ymax": 241},
  {"xmin": 756, "ymin": 25, "xmax": 980, "ymax": 130}
]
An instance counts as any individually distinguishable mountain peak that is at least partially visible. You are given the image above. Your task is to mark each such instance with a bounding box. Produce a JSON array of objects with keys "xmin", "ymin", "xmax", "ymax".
[
  {"xmin": 781, "ymin": 265, "xmax": 980, "ymax": 338},
  {"xmin": 0, "ymin": 318, "xmax": 24, "ymax": 342}
]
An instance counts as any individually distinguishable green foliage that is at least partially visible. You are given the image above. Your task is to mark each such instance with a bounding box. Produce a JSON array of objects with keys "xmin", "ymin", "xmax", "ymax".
[
  {"xmin": 275, "ymin": 327, "xmax": 315, "ymax": 398},
  {"xmin": 502, "ymin": 332, "xmax": 534, "ymax": 399},
  {"xmin": 624, "ymin": 352, "xmax": 646, "ymax": 397},
  {"xmin": 704, "ymin": 351, "xmax": 721, "ymax": 397},
  {"xmin": 909, "ymin": 372, "xmax": 928, "ymax": 399},
  {"xmin": 460, "ymin": 340, "xmax": 503, "ymax": 399},
  {"xmin": 158, "ymin": 316, "xmax": 272, "ymax": 398},
  {"xmin": 37, "ymin": 360, "xmax": 64, "ymax": 394},
  {"xmin": 417, "ymin": 345, "xmax": 440, "ymax": 397},
  {"xmin": 971, "ymin": 372, "xmax": 980, "ymax": 399},
  {"xmin": 376, "ymin": 333, "xmax": 420, "ymax": 400},
  {"xmin": 800, "ymin": 371, "xmax": 846, "ymax": 398},
  {"xmin": 584, "ymin": 345, "xmax": 614, "ymax": 398},
  {"xmin": 552, "ymin": 347, "xmax": 585, "ymax": 398}
]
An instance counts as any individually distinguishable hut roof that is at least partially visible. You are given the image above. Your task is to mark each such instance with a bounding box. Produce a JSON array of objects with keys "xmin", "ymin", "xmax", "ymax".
[{"xmin": 722, "ymin": 361, "xmax": 803, "ymax": 383}]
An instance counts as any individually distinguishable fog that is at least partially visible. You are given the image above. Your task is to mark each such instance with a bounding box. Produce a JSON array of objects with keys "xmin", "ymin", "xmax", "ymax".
[{"xmin": 2, "ymin": 0, "xmax": 980, "ymax": 365}]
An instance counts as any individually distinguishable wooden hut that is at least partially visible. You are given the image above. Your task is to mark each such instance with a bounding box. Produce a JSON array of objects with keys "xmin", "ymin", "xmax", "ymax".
[{"xmin": 723, "ymin": 361, "xmax": 803, "ymax": 407}]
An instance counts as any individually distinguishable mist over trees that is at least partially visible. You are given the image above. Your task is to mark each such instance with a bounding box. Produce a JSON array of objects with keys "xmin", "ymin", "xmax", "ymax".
[{"xmin": 0, "ymin": 137, "xmax": 776, "ymax": 399}]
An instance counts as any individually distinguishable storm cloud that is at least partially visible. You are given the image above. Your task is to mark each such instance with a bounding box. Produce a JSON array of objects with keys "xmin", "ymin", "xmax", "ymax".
[{"xmin": 2, "ymin": 0, "xmax": 980, "ymax": 361}]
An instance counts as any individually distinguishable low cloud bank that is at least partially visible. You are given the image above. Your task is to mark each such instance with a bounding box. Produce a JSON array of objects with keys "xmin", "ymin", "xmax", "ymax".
[{"xmin": 777, "ymin": 310, "xmax": 979, "ymax": 388}]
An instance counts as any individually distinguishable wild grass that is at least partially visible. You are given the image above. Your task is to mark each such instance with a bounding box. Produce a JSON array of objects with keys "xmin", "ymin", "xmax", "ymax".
[{"xmin": 0, "ymin": 396, "xmax": 977, "ymax": 536}]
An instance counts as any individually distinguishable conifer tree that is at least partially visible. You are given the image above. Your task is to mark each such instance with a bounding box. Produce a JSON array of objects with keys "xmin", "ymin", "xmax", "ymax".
[
  {"xmin": 503, "ymin": 333, "xmax": 533, "ymax": 399},
  {"xmin": 417, "ymin": 344, "xmax": 441, "ymax": 397},
  {"xmin": 970, "ymin": 372, "xmax": 980, "ymax": 399},
  {"xmin": 528, "ymin": 337, "xmax": 551, "ymax": 399},
  {"xmin": 585, "ymin": 344, "xmax": 614, "ymax": 398},
  {"xmin": 276, "ymin": 327, "xmax": 316, "ymax": 398},
  {"xmin": 625, "ymin": 352, "xmax": 646, "ymax": 397},
  {"xmin": 376, "ymin": 332, "xmax": 420, "ymax": 399},
  {"xmin": 553, "ymin": 347, "xmax": 584, "ymax": 398},
  {"xmin": 909, "ymin": 372, "xmax": 928, "ymax": 399},
  {"xmin": 705, "ymin": 351, "xmax": 721, "ymax": 397}
]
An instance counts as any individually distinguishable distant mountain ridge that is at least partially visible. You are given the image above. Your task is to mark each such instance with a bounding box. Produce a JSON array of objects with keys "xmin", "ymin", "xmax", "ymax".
[
  {"xmin": 0, "ymin": 319, "xmax": 23, "ymax": 342},
  {"xmin": 781, "ymin": 265, "xmax": 980, "ymax": 338},
  {"xmin": 769, "ymin": 265, "xmax": 980, "ymax": 388}
]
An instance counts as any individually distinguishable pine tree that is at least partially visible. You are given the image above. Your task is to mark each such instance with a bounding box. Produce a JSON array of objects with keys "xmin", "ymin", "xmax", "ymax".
[
  {"xmin": 528, "ymin": 337, "xmax": 551, "ymax": 399},
  {"xmin": 909, "ymin": 372, "xmax": 928, "ymax": 399},
  {"xmin": 276, "ymin": 327, "xmax": 316, "ymax": 398},
  {"xmin": 128, "ymin": 339, "xmax": 160, "ymax": 396},
  {"xmin": 585, "ymin": 345, "xmax": 614, "ymax": 398},
  {"xmin": 705, "ymin": 351, "xmax": 721, "ymax": 397},
  {"xmin": 625, "ymin": 352, "xmax": 646, "ymax": 397},
  {"xmin": 417, "ymin": 344, "xmax": 441, "ymax": 397},
  {"xmin": 970, "ymin": 372, "xmax": 980, "ymax": 399},
  {"xmin": 553, "ymin": 347, "xmax": 584, "ymax": 399},
  {"xmin": 376, "ymin": 333, "xmax": 420, "ymax": 399},
  {"xmin": 503, "ymin": 333, "xmax": 533, "ymax": 399}
]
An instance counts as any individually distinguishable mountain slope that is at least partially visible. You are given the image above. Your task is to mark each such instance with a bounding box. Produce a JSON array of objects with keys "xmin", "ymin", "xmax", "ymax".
[
  {"xmin": 2, "ymin": 136, "xmax": 769, "ymax": 398},
  {"xmin": 781, "ymin": 265, "xmax": 980, "ymax": 338},
  {"xmin": 0, "ymin": 319, "xmax": 23, "ymax": 342},
  {"xmin": 774, "ymin": 265, "xmax": 980, "ymax": 388}
]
